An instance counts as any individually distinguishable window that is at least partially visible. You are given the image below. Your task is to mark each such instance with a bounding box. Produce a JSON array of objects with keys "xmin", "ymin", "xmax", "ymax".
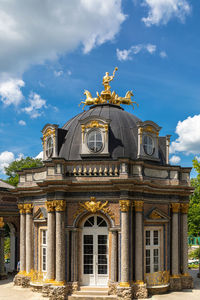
[
  {"xmin": 145, "ymin": 229, "xmax": 160, "ymax": 273},
  {"xmin": 46, "ymin": 136, "xmax": 53, "ymax": 158},
  {"xmin": 87, "ymin": 130, "xmax": 103, "ymax": 153},
  {"xmin": 41, "ymin": 229, "xmax": 47, "ymax": 272},
  {"xmin": 143, "ymin": 135, "xmax": 154, "ymax": 156}
]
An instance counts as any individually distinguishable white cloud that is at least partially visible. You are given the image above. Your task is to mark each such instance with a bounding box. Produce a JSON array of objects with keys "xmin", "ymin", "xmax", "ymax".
[
  {"xmin": 0, "ymin": 78, "xmax": 25, "ymax": 106},
  {"xmin": 54, "ymin": 70, "xmax": 63, "ymax": 77},
  {"xmin": 160, "ymin": 51, "xmax": 167, "ymax": 58},
  {"xmin": 67, "ymin": 70, "xmax": 72, "ymax": 76},
  {"xmin": 23, "ymin": 92, "xmax": 46, "ymax": 118},
  {"xmin": 141, "ymin": 0, "xmax": 191, "ymax": 26},
  {"xmin": 116, "ymin": 43, "xmax": 156, "ymax": 61},
  {"xmin": 170, "ymin": 155, "xmax": 181, "ymax": 164},
  {"xmin": 35, "ymin": 151, "xmax": 43, "ymax": 160},
  {"xmin": 0, "ymin": 151, "xmax": 15, "ymax": 173},
  {"xmin": 170, "ymin": 115, "xmax": 200, "ymax": 155},
  {"xmin": 18, "ymin": 120, "xmax": 26, "ymax": 126}
]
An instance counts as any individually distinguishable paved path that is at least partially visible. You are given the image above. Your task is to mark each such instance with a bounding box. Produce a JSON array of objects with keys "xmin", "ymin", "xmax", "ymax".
[{"xmin": 0, "ymin": 270, "xmax": 199, "ymax": 299}]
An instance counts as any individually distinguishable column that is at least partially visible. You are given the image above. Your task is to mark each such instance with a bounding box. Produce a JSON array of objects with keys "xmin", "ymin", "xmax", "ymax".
[
  {"xmin": 111, "ymin": 230, "xmax": 118, "ymax": 282},
  {"xmin": 25, "ymin": 204, "xmax": 33, "ymax": 274},
  {"xmin": 135, "ymin": 201, "xmax": 144, "ymax": 283},
  {"xmin": 171, "ymin": 203, "xmax": 180, "ymax": 276},
  {"xmin": 55, "ymin": 200, "xmax": 66, "ymax": 284},
  {"xmin": 180, "ymin": 203, "xmax": 189, "ymax": 275},
  {"xmin": 46, "ymin": 201, "xmax": 55, "ymax": 281},
  {"xmin": 71, "ymin": 229, "xmax": 78, "ymax": 282},
  {"xmin": 119, "ymin": 200, "xmax": 130, "ymax": 287},
  {"xmin": 18, "ymin": 205, "xmax": 26, "ymax": 274},
  {"xmin": 0, "ymin": 217, "xmax": 6, "ymax": 278}
]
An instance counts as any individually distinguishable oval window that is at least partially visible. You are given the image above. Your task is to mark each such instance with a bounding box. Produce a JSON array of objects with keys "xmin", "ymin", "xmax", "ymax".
[
  {"xmin": 46, "ymin": 136, "xmax": 53, "ymax": 158},
  {"xmin": 87, "ymin": 130, "xmax": 103, "ymax": 153},
  {"xmin": 143, "ymin": 135, "xmax": 154, "ymax": 156}
]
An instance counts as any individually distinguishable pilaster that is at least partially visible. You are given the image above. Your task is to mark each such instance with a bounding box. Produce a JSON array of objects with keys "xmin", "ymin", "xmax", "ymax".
[
  {"xmin": 18, "ymin": 204, "xmax": 26, "ymax": 274},
  {"xmin": 24, "ymin": 203, "xmax": 33, "ymax": 275},
  {"xmin": 46, "ymin": 201, "xmax": 56, "ymax": 282}
]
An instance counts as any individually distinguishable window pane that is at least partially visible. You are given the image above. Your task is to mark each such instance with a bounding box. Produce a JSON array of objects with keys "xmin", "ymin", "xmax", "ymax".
[
  {"xmin": 98, "ymin": 235, "xmax": 107, "ymax": 245},
  {"xmin": 84, "ymin": 265, "xmax": 93, "ymax": 274},
  {"xmin": 84, "ymin": 245, "xmax": 93, "ymax": 254},
  {"xmin": 84, "ymin": 255, "xmax": 93, "ymax": 264},
  {"xmin": 98, "ymin": 255, "xmax": 107, "ymax": 264},
  {"xmin": 98, "ymin": 245, "xmax": 107, "ymax": 254},
  {"xmin": 154, "ymin": 231, "xmax": 159, "ymax": 245},
  {"xmin": 98, "ymin": 265, "xmax": 107, "ymax": 274},
  {"xmin": 84, "ymin": 235, "xmax": 93, "ymax": 244},
  {"xmin": 146, "ymin": 231, "xmax": 150, "ymax": 246}
]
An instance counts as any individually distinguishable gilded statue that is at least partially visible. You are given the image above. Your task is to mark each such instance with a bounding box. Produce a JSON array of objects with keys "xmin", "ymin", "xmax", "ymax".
[{"xmin": 79, "ymin": 67, "xmax": 138, "ymax": 109}]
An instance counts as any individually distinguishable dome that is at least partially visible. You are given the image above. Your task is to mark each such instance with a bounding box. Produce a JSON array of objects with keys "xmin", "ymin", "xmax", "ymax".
[{"xmin": 59, "ymin": 103, "xmax": 141, "ymax": 161}]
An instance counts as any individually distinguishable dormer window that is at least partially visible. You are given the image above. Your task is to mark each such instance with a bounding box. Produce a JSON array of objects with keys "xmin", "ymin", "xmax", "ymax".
[
  {"xmin": 87, "ymin": 130, "xmax": 103, "ymax": 153},
  {"xmin": 143, "ymin": 135, "xmax": 154, "ymax": 156},
  {"xmin": 46, "ymin": 136, "xmax": 54, "ymax": 158}
]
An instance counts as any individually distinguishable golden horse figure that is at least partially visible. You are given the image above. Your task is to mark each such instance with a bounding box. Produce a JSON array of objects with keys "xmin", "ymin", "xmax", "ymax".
[
  {"xmin": 115, "ymin": 91, "xmax": 138, "ymax": 109},
  {"xmin": 79, "ymin": 90, "xmax": 101, "ymax": 109}
]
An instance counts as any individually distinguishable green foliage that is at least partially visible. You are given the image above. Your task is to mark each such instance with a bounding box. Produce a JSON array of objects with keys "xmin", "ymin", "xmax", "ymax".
[
  {"xmin": 188, "ymin": 158, "xmax": 200, "ymax": 236},
  {"xmin": 189, "ymin": 248, "xmax": 200, "ymax": 259},
  {"xmin": 4, "ymin": 156, "xmax": 43, "ymax": 186}
]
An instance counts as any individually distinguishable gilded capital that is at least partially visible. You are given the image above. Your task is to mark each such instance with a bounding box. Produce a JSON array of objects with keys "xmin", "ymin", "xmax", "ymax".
[
  {"xmin": 134, "ymin": 201, "xmax": 144, "ymax": 212},
  {"xmin": 119, "ymin": 200, "xmax": 131, "ymax": 212},
  {"xmin": 0, "ymin": 217, "xmax": 4, "ymax": 228},
  {"xmin": 45, "ymin": 201, "xmax": 55, "ymax": 212},
  {"xmin": 24, "ymin": 203, "xmax": 33, "ymax": 214},
  {"xmin": 18, "ymin": 204, "xmax": 26, "ymax": 214},
  {"xmin": 171, "ymin": 203, "xmax": 180, "ymax": 213},
  {"xmin": 54, "ymin": 200, "xmax": 66, "ymax": 212},
  {"xmin": 180, "ymin": 203, "xmax": 189, "ymax": 214}
]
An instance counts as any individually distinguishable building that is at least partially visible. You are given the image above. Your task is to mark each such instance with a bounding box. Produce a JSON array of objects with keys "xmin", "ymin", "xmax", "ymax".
[
  {"xmin": 0, "ymin": 180, "xmax": 19, "ymax": 279},
  {"xmin": 14, "ymin": 70, "xmax": 193, "ymax": 299}
]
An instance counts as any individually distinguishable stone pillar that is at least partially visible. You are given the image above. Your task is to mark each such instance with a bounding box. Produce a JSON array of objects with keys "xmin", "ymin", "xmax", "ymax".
[
  {"xmin": 25, "ymin": 204, "xmax": 33, "ymax": 275},
  {"xmin": 132, "ymin": 201, "xmax": 148, "ymax": 299},
  {"xmin": 180, "ymin": 203, "xmax": 193, "ymax": 289},
  {"xmin": 170, "ymin": 203, "xmax": 182, "ymax": 291},
  {"xmin": 111, "ymin": 230, "xmax": 118, "ymax": 282},
  {"xmin": 0, "ymin": 217, "xmax": 6, "ymax": 279},
  {"xmin": 18, "ymin": 205, "xmax": 26, "ymax": 273},
  {"xmin": 55, "ymin": 200, "xmax": 66, "ymax": 284},
  {"xmin": 9, "ymin": 227, "xmax": 16, "ymax": 272},
  {"xmin": 46, "ymin": 201, "xmax": 55, "ymax": 282}
]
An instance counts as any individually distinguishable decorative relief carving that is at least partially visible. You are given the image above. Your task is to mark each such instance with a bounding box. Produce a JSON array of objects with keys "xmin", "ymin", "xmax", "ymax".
[
  {"xmin": 24, "ymin": 203, "xmax": 33, "ymax": 214},
  {"xmin": 134, "ymin": 201, "xmax": 144, "ymax": 212},
  {"xmin": 81, "ymin": 121, "xmax": 108, "ymax": 133},
  {"xmin": 45, "ymin": 201, "xmax": 55, "ymax": 212},
  {"xmin": 171, "ymin": 203, "xmax": 180, "ymax": 213},
  {"xmin": 18, "ymin": 204, "xmax": 26, "ymax": 214},
  {"xmin": 119, "ymin": 200, "xmax": 131, "ymax": 212},
  {"xmin": 45, "ymin": 200, "xmax": 66, "ymax": 212},
  {"xmin": 0, "ymin": 217, "xmax": 4, "ymax": 228},
  {"xmin": 180, "ymin": 203, "xmax": 189, "ymax": 214},
  {"xmin": 149, "ymin": 211, "xmax": 162, "ymax": 219},
  {"xmin": 74, "ymin": 197, "xmax": 114, "ymax": 219},
  {"xmin": 145, "ymin": 270, "xmax": 170, "ymax": 287},
  {"xmin": 42, "ymin": 128, "xmax": 56, "ymax": 146}
]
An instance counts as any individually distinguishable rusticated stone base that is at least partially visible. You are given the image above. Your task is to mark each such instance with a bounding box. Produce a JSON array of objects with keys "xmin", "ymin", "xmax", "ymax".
[
  {"xmin": 42, "ymin": 283, "xmax": 52, "ymax": 297},
  {"xmin": 108, "ymin": 280, "xmax": 118, "ymax": 295},
  {"xmin": 148, "ymin": 285, "xmax": 169, "ymax": 295},
  {"xmin": 42, "ymin": 283, "xmax": 71, "ymax": 300},
  {"xmin": 13, "ymin": 274, "xmax": 31, "ymax": 287},
  {"xmin": 132, "ymin": 283, "xmax": 148, "ymax": 299},
  {"xmin": 117, "ymin": 286, "xmax": 132, "ymax": 300},
  {"xmin": 181, "ymin": 275, "xmax": 193, "ymax": 289},
  {"xmin": 170, "ymin": 276, "xmax": 182, "ymax": 291}
]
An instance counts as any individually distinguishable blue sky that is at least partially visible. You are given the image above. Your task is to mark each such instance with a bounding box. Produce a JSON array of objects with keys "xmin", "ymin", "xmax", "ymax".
[{"xmin": 0, "ymin": 0, "xmax": 200, "ymax": 178}]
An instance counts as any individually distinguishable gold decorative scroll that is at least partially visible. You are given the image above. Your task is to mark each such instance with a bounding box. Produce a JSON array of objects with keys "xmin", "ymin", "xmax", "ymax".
[
  {"xmin": 54, "ymin": 200, "xmax": 66, "ymax": 212},
  {"xmin": 149, "ymin": 211, "xmax": 162, "ymax": 219},
  {"xmin": 134, "ymin": 201, "xmax": 144, "ymax": 212},
  {"xmin": 18, "ymin": 204, "xmax": 26, "ymax": 214},
  {"xmin": 145, "ymin": 270, "xmax": 170, "ymax": 287},
  {"xmin": 171, "ymin": 203, "xmax": 180, "ymax": 213},
  {"xmin": 42, "ymin": 128, "xmax": 56, "ymax": 145},
  {"xmin": 0, "ymin": 217, "xmax": 4, "ymax": 228},
  {"xmin": 119, "ymin": 200, "xmax": 131, "ymax": 212},
  {"xmin": 74, "ymin": 197, "xmax": 114, "ymax": 219},
  {"xmin": 180, "ymin": 203, "xmax": 189, "ymax": 214},
  {"xmin": 45, "ymin": 201, "xmax": 55, "ymax": 212},
  {"xmin": 143, "ymin": 126, "xmax": 157, "ymax": 135},
  {"xmin": 81, "ymin": 121, "xmax": 108, "ymax": 134},
  {"xmin": 24, "ymin": 203, "xmax": 33, "ymax": 214},
  {"xmin": 79, "ymin": 68, "xmax": 138, "ymax": 109}
]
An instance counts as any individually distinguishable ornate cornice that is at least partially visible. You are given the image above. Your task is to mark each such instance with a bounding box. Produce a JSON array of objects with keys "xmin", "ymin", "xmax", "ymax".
[
  {"xmin": 171, "ymin": 203, "xmax": 180, "ymax": 213},
  {"xmin": 81, "ymin": 121, "xmax": 108, "ymax": 133},
  {"xmin": 180, "ymin": 203, "xmax": 189, "ymax": 214},
  {"xmin": 0, "ymin": 217, "xmax": 4, "ymax": 228},
  {"xmin": 54, "ymin": 200, "xmax": 66, "ymax": 212},
  {"xmin": 119, "ymin": 200, "xmax": 131, "ymax": 212},
  {"xmin": 45, "ymin": 201, "xmax": 55, "ymax": 212},
  {"xmin": 134, "ymin": 201, "xmax": 144, "ymax": 212},
  {"xmin": 18, "ymin": 204, "xmax": 26, "ymax": 214},
  {"xmin": 23, "ymin": 203, "xmax": 33, "ymax": 214}
]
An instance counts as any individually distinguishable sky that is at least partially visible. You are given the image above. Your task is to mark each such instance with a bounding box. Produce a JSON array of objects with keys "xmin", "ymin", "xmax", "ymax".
[{"xmin": 0, "ymin": 0, "xmax": 200, "ymax": 178}]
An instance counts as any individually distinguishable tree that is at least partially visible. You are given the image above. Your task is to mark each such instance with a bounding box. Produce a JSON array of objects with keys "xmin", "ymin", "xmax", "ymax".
[
  {"xmin": 188, "ymin": 158, "xmax": 200, "ymax": 236},
  {"xmin": 4, "ymin": 157, "xmax": 43, "ymax": 186}
]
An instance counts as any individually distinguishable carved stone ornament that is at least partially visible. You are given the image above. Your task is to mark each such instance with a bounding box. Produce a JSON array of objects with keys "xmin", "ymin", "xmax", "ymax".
[
  {"xmin": 45, "ymin": 201, "xmax": 55, "ymax": 212},
  {"xmin": 18, "ymin": 204, "xmax": 26, "ymax": 214},
  {"xmin": 74, "ymin": 197, "xmax": 114, "ymax": 219},
  {"xmin": 134, "ymin": 201, "xmax": 144, "ymax": 212},
  {"xmin": 171, "ymin": 203, "xmax": 180, "ymax": 213},
  {"xmin": 0, "ymin": 217, "xmax": 4, "ymax": 228},
  {"xmin": 119, "ymin": 200, "xmax": 131, "ymax": 212},
  {"xmin": 180, "ymin": 203, "xmax": 189, "ymax": 214},
  {"xmin": 149, "ymin": 211, "xmax": 162, "ymax": 219},
  {"xmin": 24, "ymin": 203, "xmax": 33, "ymax": 214},
  {"xmin": 42, "ymin": 128, "xmax": 56, "ymax": 146},
  {"xmin": 54, "ymin": 200, "xmax": 66, "ymax": 212}
]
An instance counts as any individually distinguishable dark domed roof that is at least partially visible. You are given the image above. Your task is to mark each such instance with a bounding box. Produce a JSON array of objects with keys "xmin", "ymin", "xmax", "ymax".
[{"xmin": 59, "ymin": 104, "xmax": 141, "ymax": 161}]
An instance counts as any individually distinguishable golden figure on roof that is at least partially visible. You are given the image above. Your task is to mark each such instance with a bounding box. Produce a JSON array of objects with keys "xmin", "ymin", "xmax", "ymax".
[{"xmin": 79, "ymin": 67, "xmax": 138, "ymax": 109}]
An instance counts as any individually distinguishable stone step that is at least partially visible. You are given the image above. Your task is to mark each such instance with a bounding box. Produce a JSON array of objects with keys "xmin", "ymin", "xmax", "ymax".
[
  {"xmin": 79, "ymin": 287, "xmax": 109, "ymax": 291},
  {"xmin": 75, "ymin": 291, "xmax": 108, "ymax": 296},
  {"xmin": 68, "ymin": 296, "xmax": 117, "ymax": 300}
]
